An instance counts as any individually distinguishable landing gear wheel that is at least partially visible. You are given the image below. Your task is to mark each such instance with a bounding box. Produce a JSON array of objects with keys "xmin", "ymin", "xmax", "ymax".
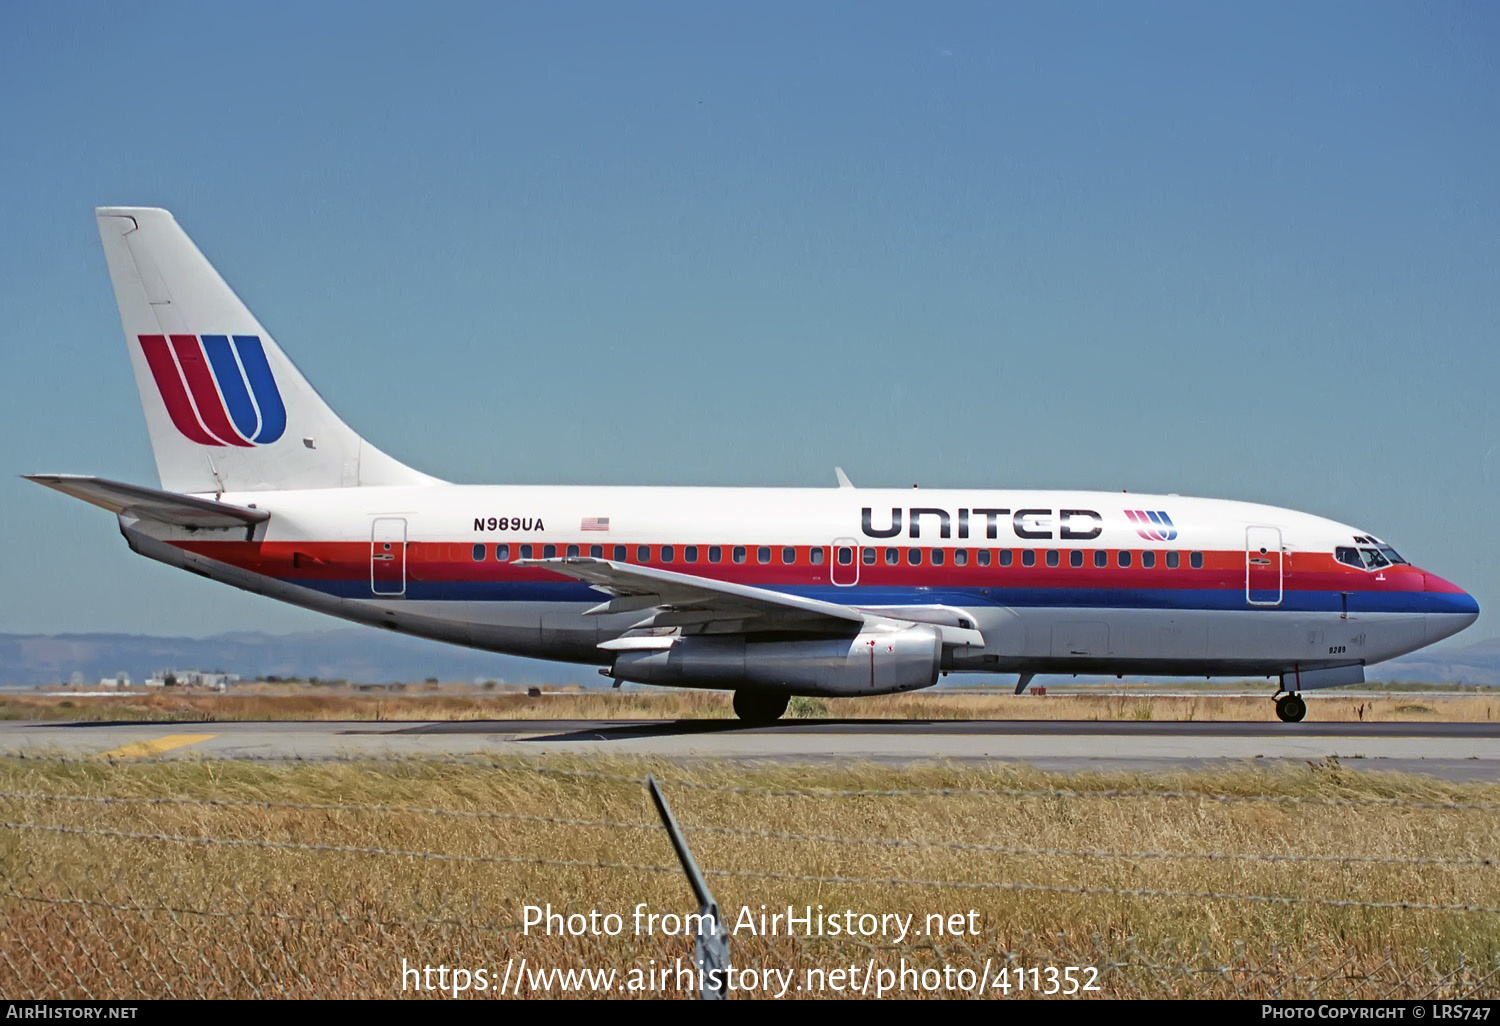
[
  {"xmin": 1275, "ymin": 693, "xmax": 1307, "ymax": 723},
  {"xmin": 732, "ymin": 690, "xmax": 789, "ymax": 724}
]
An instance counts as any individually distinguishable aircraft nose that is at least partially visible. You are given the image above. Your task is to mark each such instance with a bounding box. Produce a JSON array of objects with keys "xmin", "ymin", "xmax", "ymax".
[{"xmin": 1424, "ymin": 571, "xmax": 1479, "ymax": 637}]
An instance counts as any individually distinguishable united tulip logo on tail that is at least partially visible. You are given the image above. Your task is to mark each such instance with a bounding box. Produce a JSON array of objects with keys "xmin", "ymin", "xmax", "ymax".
[
  {"xmin": 1124, "ymin": 509, "xmax": 1177, "ymax": 542},
  {"xmin": 139, "ymin": 334, "xmax": 286, "ymax": 446}
]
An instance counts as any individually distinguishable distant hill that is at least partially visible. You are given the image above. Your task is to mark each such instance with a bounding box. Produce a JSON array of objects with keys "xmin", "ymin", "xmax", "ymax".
[
  {"xmin": 0, "ymin": 629, "xmax": 596, "ymax": 688},
  {"xmin": 2, "ymin": 629, "xmax": 1496, "ymax": 689},
  {"xmin": 1364, "ymin": 636, "xmax": 1500, "ymax": 687}
]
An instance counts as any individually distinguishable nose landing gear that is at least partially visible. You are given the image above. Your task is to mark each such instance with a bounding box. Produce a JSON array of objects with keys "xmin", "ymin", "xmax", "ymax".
[{"xmin": 1274, "ymin": 691, "xmax": 1306, "ymax": 723}]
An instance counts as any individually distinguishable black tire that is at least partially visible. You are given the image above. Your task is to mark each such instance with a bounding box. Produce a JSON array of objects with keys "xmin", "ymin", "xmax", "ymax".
[
  {"xmin": 1275, "ymin": 693, "xmax": 1307, "ymax": 723},
  {"xmin": 732, "ymin": 690, "xmax": 789, "ymax": 724}
]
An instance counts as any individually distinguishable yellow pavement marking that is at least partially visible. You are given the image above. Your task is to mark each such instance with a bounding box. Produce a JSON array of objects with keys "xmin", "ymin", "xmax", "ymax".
[{"xmin": 95, "ymin": 733, "xmax": 217, "ymax": 760}]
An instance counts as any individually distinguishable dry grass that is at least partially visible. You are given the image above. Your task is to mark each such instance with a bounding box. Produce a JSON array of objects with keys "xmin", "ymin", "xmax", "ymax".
[
  {"xmin": 1, "ymin": 755, "xmax": 1498, "ymax": 998},
  {"xmin": 2, "ymin": 686, "xmax": 1497, "ymax": 724}
]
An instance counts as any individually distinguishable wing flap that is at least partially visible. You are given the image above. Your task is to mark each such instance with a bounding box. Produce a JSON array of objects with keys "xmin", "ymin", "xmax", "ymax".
[
  {"xmin": 516, "ymin": 556, "xmax": 986, "ymax": 646},
  {"xmin": 517, "ymin": 556, "xmax": 866, "ymax": 632},
  {"xmin": 25, "ymin": 474, "xmax": 270, "ymax": 529}
]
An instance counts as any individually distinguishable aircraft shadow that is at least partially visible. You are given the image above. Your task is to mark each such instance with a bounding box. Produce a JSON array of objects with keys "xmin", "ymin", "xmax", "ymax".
[{"xmin": 516, "ymin": 717, "xmax": 889, "ymax": 743}]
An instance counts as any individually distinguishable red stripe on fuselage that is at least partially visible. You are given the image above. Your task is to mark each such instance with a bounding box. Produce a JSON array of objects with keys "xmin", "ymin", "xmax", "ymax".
[
  {"xmin": 169, "ymin": 335, "xmax": 252, "ymax": 447},
  {"xmin": 166, "ymin": 541, "xmax": 1429, "ymax": 594},
  {"xmin": 139, "ymin": 335, "xmax": 223, "ymax": 446}
]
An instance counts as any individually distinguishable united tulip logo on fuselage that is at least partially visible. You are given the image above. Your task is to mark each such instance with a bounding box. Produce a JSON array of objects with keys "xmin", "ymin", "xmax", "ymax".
[
  {"xmin": 139, "ymin": 334, "xmax": 287, "ymax": 446},
  {"xmin": 1124, "ymin": 510, "xmax": 1177, "ymax": 542}
]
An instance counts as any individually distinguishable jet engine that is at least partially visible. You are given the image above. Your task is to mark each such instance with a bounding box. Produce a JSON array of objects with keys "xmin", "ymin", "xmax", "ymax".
[{"xmin": 609, "ymin": 625, "xmax": 942, "ymax": 696}]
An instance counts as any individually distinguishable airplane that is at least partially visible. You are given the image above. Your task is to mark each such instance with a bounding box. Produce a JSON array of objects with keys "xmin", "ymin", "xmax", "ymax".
[{"xmin": 28, "ymin": 207, "xmax": 1479, "ymax": 724}]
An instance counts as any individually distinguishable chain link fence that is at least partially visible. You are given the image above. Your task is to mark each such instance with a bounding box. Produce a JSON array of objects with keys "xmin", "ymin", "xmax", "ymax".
[{"xmin": 1, "ymin": 757, "xmax": 1497, "ymax": 999}]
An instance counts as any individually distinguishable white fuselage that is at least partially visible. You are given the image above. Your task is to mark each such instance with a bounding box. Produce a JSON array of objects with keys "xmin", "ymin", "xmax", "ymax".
[{"xmin": 121, "ymin": 484, "xmax": 1478, "ymax": 693}]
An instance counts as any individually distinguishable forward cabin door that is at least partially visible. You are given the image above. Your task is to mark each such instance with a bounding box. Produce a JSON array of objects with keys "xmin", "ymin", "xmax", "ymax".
[
  {"xmin": 1245, "ymin": 525, "xmax": 1283, "ymax": 606},
  {"xmin": 371, "ymin": 517, "xmax": 407, "ymax": 596}
]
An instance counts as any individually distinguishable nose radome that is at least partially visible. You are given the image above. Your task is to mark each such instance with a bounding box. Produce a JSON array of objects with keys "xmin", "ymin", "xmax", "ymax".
[{"xmin": 1423, "ymin": 571, "xmax": 1480, "ymax": 628}]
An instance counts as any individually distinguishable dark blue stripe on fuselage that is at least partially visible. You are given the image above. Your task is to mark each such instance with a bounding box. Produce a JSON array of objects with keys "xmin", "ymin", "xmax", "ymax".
[{"xmin": 281, "ymin": 578, "xmax": 1476, "ymax": 616}]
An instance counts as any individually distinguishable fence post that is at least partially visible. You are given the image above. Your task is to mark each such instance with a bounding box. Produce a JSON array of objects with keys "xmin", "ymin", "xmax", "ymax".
[{"xmin": 647, "ymin": 775, "xmax": 730, "ymax": 1000}]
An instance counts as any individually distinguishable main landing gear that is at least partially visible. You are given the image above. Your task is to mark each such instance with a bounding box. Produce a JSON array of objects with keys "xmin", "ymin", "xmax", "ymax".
[
  {"xmin": 1274, "ymin": 691, "xmax": 1307, "ymax": 723},
  {"xmin": 733, "ymin": 690, "xmax": 789, "ymax": 724}
]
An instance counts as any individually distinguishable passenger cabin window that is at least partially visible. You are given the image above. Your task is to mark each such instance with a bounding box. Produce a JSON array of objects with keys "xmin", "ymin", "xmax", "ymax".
[
  {"xmin": 544, "ymin": 544, "xmax": 557, "ymax": 559},
  {"xmin": 520, "ymin": 544, "xmax": 533, "ymax": 559},
  {"xmin": 1142, "ymin": 551, "xmax": 1155, "ymax": 569},
  {"xmin": 566, "ymin": 544, "xmax": 579, "ymax": 557},
  {"xmin": 1021, "ymin": 550, "xmax": 1035, "ymax": 567},
  {"xmin": 908, "ymin": 547, "xmax": 922, "ymax": 566},
  {"xmin": 709, "ymin": 546, "xmax": 722, "ymax": 563},
  {"xmin": 782, "ymin": 547, "xmax": 796, "ymax": 564},
  {"xmin": 1069, "ymin": 550, "xmax": 1083, "ymax": 568},
  {"xmin": 1094, "ymin": 550, "xmax": 1107, "ymax": 568},
  {"xmin": 733, "ymin": 546, "xmax": 747, "ymax": 564},
  {"xmin": 758, "ymin": 546, "xmax": 771, "ymax": 564},
  {"xmin": 999, "ymin": 550, "xmax": 1013, "ymax": 567},
  {"xmin": 837, "ymin": 546, "xmax": 854, "ymax": 566},
  {"xmin": 954, "ymin": 549, "xmax": 968, "ymax": 566},
  {"xmin": 932, "ymin": 549, "xmax": 945, "ymax": 566},
  {"xmin": 472, "ymin": 544, "xmax": 486, "ymax": 561},
  {"xmin": 684, "ymin": 546, "xmax": 698, "ymax": 563},
  {"xmin": 1118, "ymin": 550, "xmax": 1132, "ymax": 568},
  {"xmin": 1166, "ymin": 551, "xmax": 1179, "ymax": 569},
  {"xmin": 613, "ymin": 546, "xmax": 626, "ymax": 561},
  {"xmin": 589, "ymin": 545, "xmax": 602, "ymax": 558},
  {"xmin": 496, "ymin": 544, "xmax": 510, "ymax": 561},
  {"xmin": 862, "ymin": 547, "xmax": 877, "ymax": 565},
  {"xmin": 637, "ymin": 545, "xmax": 650, "ymax": 562},
  {"xmin": 977, "ymin": 550, "xmax": 991, "ymax": 567},
  {"xmin": 810, "ymin": 547, "xmax": 825, "ymax": 565},
  {"xmin": 661, "ymin": 545, "xmax": 674, "ymax": 563},
  {"xmin": 885, "ymin": 548, "xmax": 899, "ymax": 565},
  {"xmin": 1046, "ymin": 550, "xmax": 1060, "ymax": 568},
  {"xmin": 1190, "ymin": 551, "xmax": 1203, "ymax": 569}
]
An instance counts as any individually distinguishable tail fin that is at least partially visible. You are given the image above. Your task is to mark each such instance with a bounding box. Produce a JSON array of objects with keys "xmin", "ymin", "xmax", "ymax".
[{"xmin": 95, "ymin": 207, "xmax": 438, "ymax": 493}]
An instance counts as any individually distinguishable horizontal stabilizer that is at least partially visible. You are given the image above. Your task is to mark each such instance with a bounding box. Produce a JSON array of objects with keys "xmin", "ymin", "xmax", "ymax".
[{"xmin": 24, "ymin": 474, "xmax": 270, "ymax": 529}]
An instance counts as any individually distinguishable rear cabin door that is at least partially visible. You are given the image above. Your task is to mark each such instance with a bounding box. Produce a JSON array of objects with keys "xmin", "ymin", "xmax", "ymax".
[
  {"xmin": 1245, "ymin": 525, "xmax": 1283, "ymax": 606},
  {"xmin": 371, "ymin": 517, "xmax": 407, "ymax": 596}
]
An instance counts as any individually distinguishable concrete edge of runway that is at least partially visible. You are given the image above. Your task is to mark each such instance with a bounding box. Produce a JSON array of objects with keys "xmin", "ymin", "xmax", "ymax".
[{"xmin": 0, "ymin": 717, "xmax": 1498, "ymax": 782}]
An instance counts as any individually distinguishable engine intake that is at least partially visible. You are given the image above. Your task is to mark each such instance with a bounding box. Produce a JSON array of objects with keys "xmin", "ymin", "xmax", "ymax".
[{"xmin": 609, "ymin": 626, "xmax": 942, "ymax": 696}]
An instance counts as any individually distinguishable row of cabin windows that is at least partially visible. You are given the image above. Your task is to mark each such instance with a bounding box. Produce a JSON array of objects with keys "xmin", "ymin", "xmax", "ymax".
[
  {"xmin": 469, "ymin": 543, "xmax": 820, "ymax": 565},
  {"xmin": 470, "ymin": 543, "xmax": 1205, "ymax": 570}
]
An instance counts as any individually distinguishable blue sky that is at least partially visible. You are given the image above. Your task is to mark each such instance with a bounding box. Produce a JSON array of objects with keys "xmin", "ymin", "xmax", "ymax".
[{"xmin": 2, "ymin": 1, "xmax": 1497, "ymax": 639}]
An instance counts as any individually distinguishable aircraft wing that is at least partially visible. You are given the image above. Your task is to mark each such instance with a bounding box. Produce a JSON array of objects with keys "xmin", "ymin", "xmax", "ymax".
[
  {"xmin": 24, "ymin": 475, "xmax": 270, "ymax": 530},
  {"xmin": 515, "ymin": 556, "xmax": 984, "ymax": 646}
]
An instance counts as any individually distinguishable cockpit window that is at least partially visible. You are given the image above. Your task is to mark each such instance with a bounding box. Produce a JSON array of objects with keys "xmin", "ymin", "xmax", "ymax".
[{"xmin": 1340, "ymin": 541, "xmax": 1408, "ymax": 569}]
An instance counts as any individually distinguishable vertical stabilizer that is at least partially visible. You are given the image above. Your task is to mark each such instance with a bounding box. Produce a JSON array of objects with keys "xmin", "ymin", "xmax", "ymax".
[{"xmin": 96, "ymin": 207, "xmax": 438, "ymax": 493}]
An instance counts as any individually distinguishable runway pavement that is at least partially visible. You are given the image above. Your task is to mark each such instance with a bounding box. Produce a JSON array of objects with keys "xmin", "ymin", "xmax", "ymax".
[{"xmin": 1, "ymin": 718, "xmax": 1498, "ymax": 780}]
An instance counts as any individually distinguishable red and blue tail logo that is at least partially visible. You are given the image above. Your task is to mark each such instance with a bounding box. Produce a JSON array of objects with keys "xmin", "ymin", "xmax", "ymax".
[
  {"xmin": 139, "ymin": 334, "xmax": 286, "ymax": 447},
  {"xmin": 1124, "ymin": 509, "xmax": 1177, "ymax": 542}
]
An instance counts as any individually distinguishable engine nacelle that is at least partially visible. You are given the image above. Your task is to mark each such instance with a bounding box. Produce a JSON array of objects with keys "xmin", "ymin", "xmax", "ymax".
[{"xmin": 609, "ymin": 626, "xmax": 942, "ymax": 697}]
